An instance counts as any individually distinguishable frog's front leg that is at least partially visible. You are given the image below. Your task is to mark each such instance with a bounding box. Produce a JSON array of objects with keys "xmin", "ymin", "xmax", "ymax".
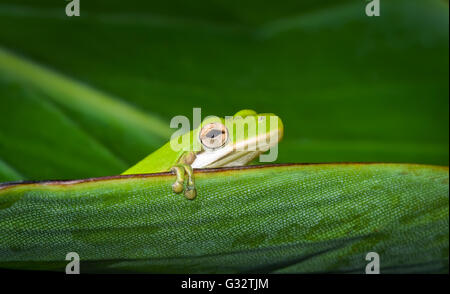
[
  {"xmin": 170, "ymin": 164, "xmax": 197, "ymax": 200},
  {"xmin": 170, "ymin": 152, "xmax": 197, "ymax": 200}
]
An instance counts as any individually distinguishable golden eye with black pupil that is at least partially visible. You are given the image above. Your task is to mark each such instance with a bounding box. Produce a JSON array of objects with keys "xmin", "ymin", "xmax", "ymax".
[{"xmin": 199, "ymin": 122, "xmax": 228, "ymax": 150}]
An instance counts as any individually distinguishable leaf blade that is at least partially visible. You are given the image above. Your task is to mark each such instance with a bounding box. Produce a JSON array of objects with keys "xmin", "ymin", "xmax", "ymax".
[{"xmin": 0, "ymin": 163, "xmax": 447, "ymax": 273}]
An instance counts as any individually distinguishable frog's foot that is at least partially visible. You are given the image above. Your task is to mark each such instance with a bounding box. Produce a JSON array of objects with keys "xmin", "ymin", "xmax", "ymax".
[{"xmin": 170, "ymin": 164, "xmax": 197, "ymax": 200}]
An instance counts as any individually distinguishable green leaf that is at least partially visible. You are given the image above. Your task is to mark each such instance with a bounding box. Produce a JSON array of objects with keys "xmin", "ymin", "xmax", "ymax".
[
  {"xmin": 0, "ymin": 0, "xmax": 448, "ymax": 182},
  {"xmin": 0, "ymin": 158, "xmax": 22, "ymax": 182},
  {"xmin": 0, "ymin": 164, "xmax": 448, "ymax": 273},
  {"xmin": 0, "ymin": 47, "xmax": 171, "ymax": 181}
]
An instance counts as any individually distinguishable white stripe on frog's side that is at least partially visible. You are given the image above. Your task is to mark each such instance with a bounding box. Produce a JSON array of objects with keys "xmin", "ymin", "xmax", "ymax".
[{"xmin": 191, "ymin": 129, "xmax": 279, "ymax": 169}]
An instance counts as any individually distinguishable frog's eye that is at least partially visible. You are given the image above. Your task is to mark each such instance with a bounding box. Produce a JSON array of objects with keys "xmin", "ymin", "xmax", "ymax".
[{"xmin": 199, "ymin": 122, "xmax": 228, "ymax": 150}]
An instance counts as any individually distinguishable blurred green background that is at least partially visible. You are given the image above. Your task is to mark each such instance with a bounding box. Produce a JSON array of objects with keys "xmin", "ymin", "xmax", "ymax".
[{"xmin": 0, "ymin": 0, "xmax": 448, "ymax": 182}]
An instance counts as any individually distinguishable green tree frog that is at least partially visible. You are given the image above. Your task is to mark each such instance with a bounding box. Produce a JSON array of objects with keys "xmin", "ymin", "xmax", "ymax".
[{"xmin": 122, "ymin": 110, "xmax": 284, "ymax": 199}]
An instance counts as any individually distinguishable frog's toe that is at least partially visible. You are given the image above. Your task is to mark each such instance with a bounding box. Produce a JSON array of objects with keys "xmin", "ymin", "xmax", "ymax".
[
  {"xmin": 184, "ymin": 187, "xmax": 197, "ymax": 200},
  {"xmin": 172, "ymin": 181, "xmax": 184, "ymax": 194}
]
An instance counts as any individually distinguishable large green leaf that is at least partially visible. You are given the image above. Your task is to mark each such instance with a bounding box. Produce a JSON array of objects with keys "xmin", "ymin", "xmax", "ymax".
[
  {"xmin": 0, "ymin": 47, "xmax": 171, "ymax": 181},
  {"xmin": 0, "ymin": 164, "xmax": 448, "ymax": 273},
  {"xmin": 0, "ymin": 1, "xmax": 448, "ymax": 274},
  {"xmin": 0, "ymin": 0, "xmax": 448, "ymax": 182}
]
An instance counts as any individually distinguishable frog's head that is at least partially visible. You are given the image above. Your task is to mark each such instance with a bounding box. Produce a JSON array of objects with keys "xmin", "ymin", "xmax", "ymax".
[{"xmin": 191, "ymin": 109, "xmax": 284, "ymax": 168}]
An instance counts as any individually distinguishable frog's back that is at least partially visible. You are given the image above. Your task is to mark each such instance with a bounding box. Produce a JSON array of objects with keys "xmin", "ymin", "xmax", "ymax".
[{"xmin": 121, "ymin": 142, "xmax": 184, "ymax": 175}]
